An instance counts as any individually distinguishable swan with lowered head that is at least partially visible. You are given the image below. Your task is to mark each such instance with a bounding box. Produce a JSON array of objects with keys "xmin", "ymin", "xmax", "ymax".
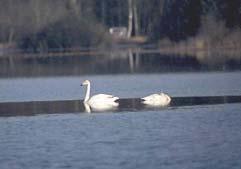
[
  {"xmin": 141, "ymin": 93, "xmax": 171, "ymax": 107},
  {"xmin": 81, "ymin": 80, "xmax": 119, "ymax": 110}
]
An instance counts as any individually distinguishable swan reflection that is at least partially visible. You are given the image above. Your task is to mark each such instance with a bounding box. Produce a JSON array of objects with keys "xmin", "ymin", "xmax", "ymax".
[{"xmin": 83, "ymin": 102, "xmax": 119, "ymax": 113}]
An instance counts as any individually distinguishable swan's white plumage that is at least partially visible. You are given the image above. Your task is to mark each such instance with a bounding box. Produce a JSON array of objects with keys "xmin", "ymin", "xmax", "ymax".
[
  {"xmin": 141, "ymin": 93, "xmax": 171, "ymax": 106},
  {"xmin": 81, "ymin": 80, "xmax": 119, "ymax": 111},
  {"xmin": 88, "ymin": 94, "xmax": 119, "ymax": 103}
]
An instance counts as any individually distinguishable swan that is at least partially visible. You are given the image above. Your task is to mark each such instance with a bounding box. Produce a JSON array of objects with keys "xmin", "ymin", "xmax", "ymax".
[
  {"xmin": 141, "ymin": 93, "xmax": 171, "ymax": 107},
  {"xmin": 81, "ymin": 80, "xmax": 119, "ymax": 109}
]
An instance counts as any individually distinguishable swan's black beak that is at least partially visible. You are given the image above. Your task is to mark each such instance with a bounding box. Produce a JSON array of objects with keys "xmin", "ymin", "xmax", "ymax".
[{"xmin": 80, "ymin": 84, "xmax": 83, "ymax": 86}]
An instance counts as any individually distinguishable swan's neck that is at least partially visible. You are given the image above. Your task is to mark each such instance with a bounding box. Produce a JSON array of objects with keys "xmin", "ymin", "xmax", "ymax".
[{"xmin": 84, "ymin": 83, "xmax": 90, "ymax": 102}]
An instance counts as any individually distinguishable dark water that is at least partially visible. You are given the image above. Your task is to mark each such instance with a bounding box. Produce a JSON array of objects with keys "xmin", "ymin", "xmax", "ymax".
[
  {"xmin": 0, "ymin": 96, "xmax": 241, "ymax": 117},
  {"xmin": 0, "ymin": 53, "xmax": 241, "ymax": 169}
]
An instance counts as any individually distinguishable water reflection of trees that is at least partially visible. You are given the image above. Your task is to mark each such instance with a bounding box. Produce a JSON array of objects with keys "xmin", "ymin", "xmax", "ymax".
[{"xmin": 0, "ymin": 50, "xmax": 241, "ymax": 77}]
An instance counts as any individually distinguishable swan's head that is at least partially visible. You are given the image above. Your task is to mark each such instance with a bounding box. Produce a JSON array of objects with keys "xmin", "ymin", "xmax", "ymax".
[
  {"xmin": 81, "ymin": 80, "xmax": 90, "ymax": 86},
  {"xmin": 164, "ymin": 94, "xmax": 171, "ymax": 104},
  {"xmin": 166, "ymin": 95, "xmax": 171, "ymax": 103}
]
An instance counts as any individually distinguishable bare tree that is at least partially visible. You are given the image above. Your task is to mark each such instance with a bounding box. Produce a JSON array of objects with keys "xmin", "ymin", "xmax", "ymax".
[
  {"xmin": 127, "ymin": 0, "xmax": 133, "ymax": 38},
  {"xmin": 133, "ymin": 0, "xmax": 139, "ymax": 36},
  {"xmin": 127, "ymin": 0, "xmax": 141, "ymax": 37}
]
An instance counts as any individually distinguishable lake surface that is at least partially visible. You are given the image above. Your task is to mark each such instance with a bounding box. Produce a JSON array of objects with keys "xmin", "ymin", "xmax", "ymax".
[
  {"xmin": 1, "ymin": 72, "xmax": 241, "ymax": 102},
  {"xmin": 0, "ymin": 104, "xmax": 241, "ymax": 169},
  {"xmin": 0, "ymin": 53, "xmax": 241, "ymax": 169}
]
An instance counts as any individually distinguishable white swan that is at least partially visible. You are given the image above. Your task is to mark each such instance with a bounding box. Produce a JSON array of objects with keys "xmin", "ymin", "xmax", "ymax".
[
  {"xmin": 81, "ymin": 80, "xmax": 119, "ymax": 110},
  {"xmin": 141, "ymin": 93, "xmax": 171, "ymax": 107}
]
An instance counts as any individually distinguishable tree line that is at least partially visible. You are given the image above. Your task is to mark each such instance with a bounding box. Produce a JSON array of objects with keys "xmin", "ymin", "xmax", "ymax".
[{"xmin": 0, "ymin": 0, "xmax": 240, "ymax": 52}]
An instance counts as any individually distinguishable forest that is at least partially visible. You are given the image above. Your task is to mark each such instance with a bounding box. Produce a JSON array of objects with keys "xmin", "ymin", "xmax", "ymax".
[{"xmin": 0, "ymin": 0, "xmax": 240, "ymax": 52}]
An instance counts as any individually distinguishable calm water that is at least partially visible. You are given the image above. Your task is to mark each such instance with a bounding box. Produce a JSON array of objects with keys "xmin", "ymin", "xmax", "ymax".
[
  {"xmin": 0, "ymin": 72, "xmax": 241, "ymax": 169},
  {"xmin": 1, "ymin": 72, "xmax": 241, "ymax": 102},
  {"xmin": 0, "ymin": 104, "xmax": 241, "ymax": 169},
  {"xmin": 0, "ymin": 53, "xmax": 241, "ymax": 168}
]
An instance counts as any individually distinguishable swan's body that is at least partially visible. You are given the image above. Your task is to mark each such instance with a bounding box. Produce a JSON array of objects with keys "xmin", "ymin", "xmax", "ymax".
[
  {"xmin": 81, "ymin": 80, "xmax": 119, "ymax": 110},
  {"xmin": 141, "ymin": 93, "xmax": 171, "ymax": 106},
  {"xmin": 87, "ymin": 94, "xmax": 119, "ymax": 105}
]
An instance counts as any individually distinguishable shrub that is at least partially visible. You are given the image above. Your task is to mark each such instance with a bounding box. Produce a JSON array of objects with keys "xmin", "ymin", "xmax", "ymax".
[{"xmin": 18, "ymin": 14, "xmax": 109, "ymax": 52}]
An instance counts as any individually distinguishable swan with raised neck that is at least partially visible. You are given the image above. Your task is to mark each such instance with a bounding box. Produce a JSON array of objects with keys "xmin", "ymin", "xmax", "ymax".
[
  {"xmin": 81, "ymin": 80, "xmax": 119, "ymax": 107},
  {"xmin": 81, "ymin": 80, "xmax": 91, "ymax": 102}
]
